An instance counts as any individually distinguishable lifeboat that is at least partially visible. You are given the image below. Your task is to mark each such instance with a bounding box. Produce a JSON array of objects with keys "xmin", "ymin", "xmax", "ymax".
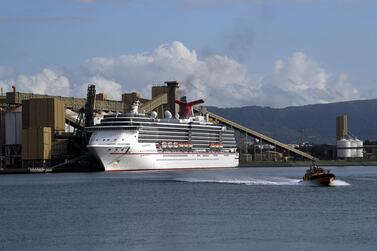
[{"xmin": 161, "ymin": 142, "xmax": 167, "ymax": 149}]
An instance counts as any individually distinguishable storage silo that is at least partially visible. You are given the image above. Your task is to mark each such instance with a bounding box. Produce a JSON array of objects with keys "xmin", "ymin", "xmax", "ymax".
[
  {"xmin": 350, "ymin": 139, "xmax": 357, "ymax": 158},
  {"xmin": 355, "ymin": 139, "xmax": 363, "ymax": 158},
  {"xmin": 336, "ymin": 115, "xmax": 348, "ymax": 140},
  {"xmin": 5, "ymin": 107, "xmax": 22, "ymax": 145},
  {"xmin": 337, "ymin": 138, "xmax": 351, "ymax": 158}
]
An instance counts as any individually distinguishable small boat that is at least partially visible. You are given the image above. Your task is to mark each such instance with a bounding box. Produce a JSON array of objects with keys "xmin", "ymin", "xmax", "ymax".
[{"xmin": 303, "ymin": 163, "xmax": 335, "ymax": 186}]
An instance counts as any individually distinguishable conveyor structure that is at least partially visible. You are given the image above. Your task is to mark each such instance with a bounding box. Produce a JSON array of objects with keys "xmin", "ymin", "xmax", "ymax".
[{"xmin": 200, "ymin": 109, "xmax": 315, "ymax": 160}]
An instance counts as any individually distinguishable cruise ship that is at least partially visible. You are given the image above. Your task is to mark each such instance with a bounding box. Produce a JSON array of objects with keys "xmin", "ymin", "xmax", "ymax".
[{"xmin": 86, "ymin": 97, "xmax": 239, "ymax": 171}]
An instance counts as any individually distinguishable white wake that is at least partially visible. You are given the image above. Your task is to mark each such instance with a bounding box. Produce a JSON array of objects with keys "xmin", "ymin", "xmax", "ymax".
[
  {"xmin": 175, "ymin": 176, "xmax": 351, "ymax": 187},
  {"xmin": 330, "ymin": 179, "xmax": 350, "ymax": 186},
  {"xmin": 175, "ymin": 176, "xmax": 301, "ymax": 186}
]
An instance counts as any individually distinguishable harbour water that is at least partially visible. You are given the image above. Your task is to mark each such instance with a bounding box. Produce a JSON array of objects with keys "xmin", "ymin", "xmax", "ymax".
[{"xmin": 1, "ymin": 166, "xmax": 377, "ymax": 250}]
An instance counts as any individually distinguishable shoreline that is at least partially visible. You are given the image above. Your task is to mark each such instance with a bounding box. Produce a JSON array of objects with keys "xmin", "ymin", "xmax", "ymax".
[
  {"xmin": 1, "ymin": 160, "xmax": 377, "ymax": 174},
  {"xmin": 240, "ymin": 160, "xmax": 377, "ymax": 167}
]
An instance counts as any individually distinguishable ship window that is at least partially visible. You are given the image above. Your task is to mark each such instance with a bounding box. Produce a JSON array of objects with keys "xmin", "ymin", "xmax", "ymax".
[
  {"xmin": 115, "ymin": 148, "xmax": 118, "ymax": 151},
  {"xmin": 107, "ymin": 139, "xmax": 110, "ymax": 141},
  {"xmin": 95, "ymin": 139, "xmax": 98, "ymax": 141},
  {"xmin": 122, "ymin": 139, "xmax": 124, "ymax": 141},
  {"xmin": 108, "ymin": 149, "xmax": 111, "ymax": 151},
  {"xmin": 103, "ymin": 139, "xmax": 105, "ymax": 141},
  {"xmin": 114, "ymin": 139, "xmax": 116, "ymax": 141}
]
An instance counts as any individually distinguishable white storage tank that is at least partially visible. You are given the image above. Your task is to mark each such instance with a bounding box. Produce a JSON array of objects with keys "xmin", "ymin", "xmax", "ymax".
[
  {"xmin": 337, "ymin": 138, "xmax": 351, "ymax": 158},
  {"xmin": 350, "ymin": 139, "xmax": 358, "ymax": 158},
  {"xmin": 355, "ymin": 139, "xmax": 363, "ymax": 158},
  {"xmin": 5, "ymin": 108, "xmax": 22, "ymax": 145}
]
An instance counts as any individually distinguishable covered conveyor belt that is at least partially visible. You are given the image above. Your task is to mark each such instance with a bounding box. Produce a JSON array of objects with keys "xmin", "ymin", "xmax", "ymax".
[
  {"xmin": 65, "ymin": 109, "xmax": 83, "ymax": 129},
  {"xmin": 202, "ymin": 109, "xmax": 315, "ymax": 160},
  {"xmin": 140, "ymin": 93, "xmax": 168, "ymax": 113}
]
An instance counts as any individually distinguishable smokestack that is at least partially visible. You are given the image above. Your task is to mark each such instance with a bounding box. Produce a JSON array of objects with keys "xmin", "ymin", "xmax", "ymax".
[
  {"xmin": 11, "ymin": 85, "xmax": 16, "ymax": 93},
  {"xmin": 165, "ymin": 81, "xmax": 179, "ymax": 115},
  {"xmin": 175, "ymin": 97, "xmax": 204, "ymax": 119}
]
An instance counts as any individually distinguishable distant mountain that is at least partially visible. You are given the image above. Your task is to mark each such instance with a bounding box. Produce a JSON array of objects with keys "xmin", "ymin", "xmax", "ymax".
[{"xmin": 207, "ymin": 99, "xmax": 377, "ymax": 144}]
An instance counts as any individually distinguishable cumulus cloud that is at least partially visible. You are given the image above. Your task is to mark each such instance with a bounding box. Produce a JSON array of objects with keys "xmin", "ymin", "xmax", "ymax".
[
  {"xmin": 254, "ymin": 52, "xmax": 360, "ymax": 107},
  {"xmin": 0, "ymin": 68, "xmax": 70, "ymax": 97},
  {"xmin": 0, "ymin": 41, "xmax": 360, "ymax": 108},
  {"xmin": 81, "ymin": 76, "xmax": 123, "ymax": 100}
]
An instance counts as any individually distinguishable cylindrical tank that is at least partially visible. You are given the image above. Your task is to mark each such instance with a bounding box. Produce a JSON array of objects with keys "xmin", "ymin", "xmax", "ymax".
[
  {"xmin": 355, "ymin": 139, "xmax": 363, "ymax": 158},
  {"xmin": 350, "ymin": 139, "xmax": 357, "ymax": 158},
  {"xmin": 5, "ymin": 108, "xmax": 22, "ymax": 145},
  {"xmin": 337, "ymin": 138, "xmax": 351, "ymax": 158}
]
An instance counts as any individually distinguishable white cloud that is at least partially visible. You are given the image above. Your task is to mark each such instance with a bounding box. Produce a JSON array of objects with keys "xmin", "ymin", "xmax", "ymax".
[
  {"xmin": 1, "ymin": 68, "xmax": 70, "ymax": 97},
  {"xmin": 255, "ymin": 52, "xmax": 360, "ymax": 107},
  {"xmin": 0, "ymin": 41, "xmax": 361, "ymax": 108},
  {"xmin": 80, "ymin": 41, "xmax": 255, "ymax": 106},
  {"xmin": 81, "ymin": 76, "xmax": 123, "ymax": 100}
]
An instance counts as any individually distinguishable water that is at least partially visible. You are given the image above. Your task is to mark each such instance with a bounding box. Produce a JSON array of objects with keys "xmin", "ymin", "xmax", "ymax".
[{"xmin": 1, "ymin": 166, "xmax": 377, "ymax": 250}]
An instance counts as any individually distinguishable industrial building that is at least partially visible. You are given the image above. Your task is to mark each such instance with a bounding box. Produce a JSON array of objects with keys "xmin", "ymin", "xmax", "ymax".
[
  {"xmin": 336, "ymin": 115, "xmax": 364, "ymax": 159},
  {"xmin": 0, "ymin": 81, "xmax": 315, "ymax": 172}
]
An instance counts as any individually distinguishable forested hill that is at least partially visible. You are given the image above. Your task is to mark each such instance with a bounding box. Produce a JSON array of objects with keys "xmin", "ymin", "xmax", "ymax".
[{"xmin": 208, "ymin": 99, "xmax": 377, "ymax": 144}]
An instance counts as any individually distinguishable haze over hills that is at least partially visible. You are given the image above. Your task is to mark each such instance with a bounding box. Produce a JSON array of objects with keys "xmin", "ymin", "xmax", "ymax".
[{"xmin": 207, "ymin": 99, "xmax": 377, "ymax": 145}]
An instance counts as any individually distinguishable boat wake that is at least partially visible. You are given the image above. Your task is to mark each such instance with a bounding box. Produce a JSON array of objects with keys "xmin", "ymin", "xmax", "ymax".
[
  {"xmin": 329, "ymin": 179, "xmax": 350, "ymax": 186},
  {"xmin": 174, "ymin": 175, "xmax": 350, "ymax": 186},
  {"xmin": 175, "ymin": 176, "xmax": 301, "ymax": 186}
]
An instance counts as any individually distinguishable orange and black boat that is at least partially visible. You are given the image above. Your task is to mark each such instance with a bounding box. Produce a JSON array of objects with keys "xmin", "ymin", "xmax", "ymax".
[{"xmin": 303, "ymin": 163, "xmax": 335, "ymax": 186}]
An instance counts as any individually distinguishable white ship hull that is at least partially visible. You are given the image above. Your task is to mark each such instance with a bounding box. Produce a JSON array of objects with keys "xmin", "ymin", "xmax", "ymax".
[
  {"xmin": 86, "ymin": 104, "xmax": 239, "ymax": 171},
  {"xmin": 88, "ymin": 145, "xmax": 239, "ymax": 171}
]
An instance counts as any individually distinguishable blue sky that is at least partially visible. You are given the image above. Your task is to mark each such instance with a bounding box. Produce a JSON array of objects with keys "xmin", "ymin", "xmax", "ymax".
[{"xmin": 0, "ymin": 0, "xmax": 376, "ymax": 107}]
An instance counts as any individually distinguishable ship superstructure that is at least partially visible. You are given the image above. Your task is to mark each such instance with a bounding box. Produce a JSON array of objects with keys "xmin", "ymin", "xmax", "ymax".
[{"xmin": 86, "ymin": 99, "xmax": 239, "ymax": 171}]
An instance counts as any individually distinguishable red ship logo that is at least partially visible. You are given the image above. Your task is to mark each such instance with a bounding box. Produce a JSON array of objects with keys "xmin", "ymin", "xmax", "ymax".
[{"xmin": 175, "ymin": 96, "xmax": 204, "ymax": 119}]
